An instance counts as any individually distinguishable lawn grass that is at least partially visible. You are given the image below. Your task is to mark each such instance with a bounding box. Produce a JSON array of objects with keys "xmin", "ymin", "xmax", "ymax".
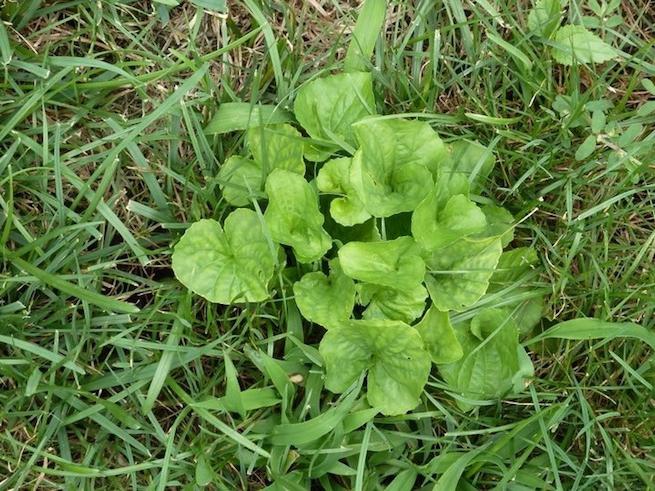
[{"xmin": 0, "ymin": 0, "xmax": 653, "ymax": 489}]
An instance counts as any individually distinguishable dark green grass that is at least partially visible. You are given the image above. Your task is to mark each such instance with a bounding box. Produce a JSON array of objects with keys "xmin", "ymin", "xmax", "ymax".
[{"xmin": 0, "ymin": 0, "xmax": 654, "ymax": 489}]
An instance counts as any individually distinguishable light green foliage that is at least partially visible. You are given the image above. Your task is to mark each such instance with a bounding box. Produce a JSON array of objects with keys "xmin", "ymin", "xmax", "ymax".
[
  {"xmin": 293, "ymin": 260, "xmax": 356, "ymax": 329},
  {"xmin": 319, "ymin": 320, "xmax": 431, "ymax": 415},
  {"xmin": 415, "ymin": 306, "xmax": 463, "ymax": 364},
  {"xmin": 358, "ymin": 283, "xmax": 428, "ymax": 324},
  {"xmin": 264, "ymin": 169, "xmax": 332, "ymax": 263},
  {"xmin": 438, "ymin": 309, "xmax": 525, "ymax": 405},
  {"xmin": 217, "ymin": 156, "xmax": 264, "ymax": 206},
  {"xmin": 316, "ymin": 157, "xmax": 371, "ymax": 226},
  {"xmin": 412, "ymin": 191, "xmax": 487, "ymax": 251},
  {"xmin": 338, "ymin": 237, "xmax": 425, "ymax": 291},
  {"xmin": 551, "ymin": 25, "xmax": 618, "ymax": 65},
  {"xmin": 490, "ymin": 247, "xmax": 544, "ymax": 335},
  {"xmin": 247, "ymin": 123, "xmax": 305, "ymax": 174},
  {"xmin": 294, "ymin": 71, "xmax": 376, "ymax": 148},
  {"xmin": 349, "ymin": 118, "xmax": 446, "ymax": 216},
  {"xmin": 481, "ymin": 204, "xmax": 515, "ymax": 247},
  {"xmin": 172, "ymin": 210, "xmax": 278, "ymax": 304},
  {"xmin": 441, "ymin": 140, "xmax": 495, "ymax": 195},
  {"xmin": 424, "ymin": 236, "xmax": 503, "ymax": 312}
]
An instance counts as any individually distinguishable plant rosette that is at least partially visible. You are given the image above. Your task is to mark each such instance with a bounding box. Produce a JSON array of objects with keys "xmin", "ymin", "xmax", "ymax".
[{"xmin": 172, "ymin": 71, "xmax": 543, "ymax": 416}]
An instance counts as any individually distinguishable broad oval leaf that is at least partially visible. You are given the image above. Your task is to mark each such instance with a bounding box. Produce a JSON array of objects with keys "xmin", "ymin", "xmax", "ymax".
[
  {"xmin": 294, "ymin": 72, "xmax": 376, "ymax": 148},
  {"xmin": 338, "ymin": 236, "xmax": 425, "ymax": 291},
  {"xmin": 424, "ymin": 236, "xmax": 503, "ymax": 312},
  {"xmin": 440, "ymin": 139, "xmax": 495, "ymax": 196},
  {"xmin": 489, "ymin": 247, "xmax": 544, "ymax": 335},
  {"xmin": 358, "ymin": 282, "xmax": 428, "ymax": 324},
  {"xmin": 217, "ymin": 156, "xmax": 264, "ymax": 207},
  {"xmin": 293, "ymin": 260, "xmax": 356, "ymax": 329},
  {"xmin": 264, "ymin": 169, "xmax": 332, "ymax": 263},
  {"xmin": 438, "ymin": 308, "xmax": 523, "ymax": 406},
  {"xmin": 481, "ymin": 204, "xmax": 514, "ymax": 248},
  {"xmin": 349, "ymin": 118, "xmax": 446, "ymax": 217},
  {"xmin": 415, "ymin": 306, "xmax": 463, "ymax": 364},
  {"xmin": 316, "ymin": 157, "xmax": 371, "ymax": 226},
  {"xmin": 319, "ymin": 319, "xmax": 431, "ymax": 415},
  {"xmin": 552, "ymin": 25, "xmax": 617, "ymax": 66},
  {"xmin": 412, "ymin": 192, "xmax": 487, "ymax": 251},
  {"xmin": 172, "ymin": 210, "xmax": 278, "ymax": 304},
  {"xmin": 247, "ymin": 123, "xmax": 305, "ymax": 175}
]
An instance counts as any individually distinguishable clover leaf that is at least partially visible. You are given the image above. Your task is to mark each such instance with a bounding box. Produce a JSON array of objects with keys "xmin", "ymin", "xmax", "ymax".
[
  {"xmin": 338, "ymin": 236, "xmax": 425, "ymax": 291},
  {"xmin": 319, "ymin": 319, "xmax": 431, "ymax": 415},
  {"xmin": 293, "ymin": 260, "xmax": 355, "ymax": 330},
  {"xmin": 172, "ymin": 209, "xmax": 278, "ymax": 304},
  {"xmin": 316, "ymin": 157, "xmax": 371, "ymax": 226},
  {"xmin": 294, "ymin": 71, "xmax": 376, "ymax": 149},
  {"xmin": 414, "ymin": 306, "xmax": 463, "ymax": 364},
  {"xmin": 264, "ymin": 169, "xmax": 332, "ymax": 263},
  {"xmin": 349, "ymin": 118, "xmax": 446, "ymax": 217},
  {"xmin": 358, "ymin": 282, "xmax": 428, "ymax": 324},
  {"xmin": 424, "ymin": 236, "xmax": 503, "ymax": 312}
]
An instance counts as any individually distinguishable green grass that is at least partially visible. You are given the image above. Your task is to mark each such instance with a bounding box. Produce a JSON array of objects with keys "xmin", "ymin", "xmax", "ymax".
[{"xmin": 1, "ymin": 0, "xmax": 654, "ymax": 489}]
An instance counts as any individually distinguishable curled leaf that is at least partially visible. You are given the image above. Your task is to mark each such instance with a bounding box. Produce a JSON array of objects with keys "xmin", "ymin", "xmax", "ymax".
[
  {"xmin": 264, "ymin": 169, "xmax": 332, "ymax": 263},
  {"xmin": 350, "ymin": 118, "xmax": 446, "ymax": 217},
  {"xmin": 358, "ymin": 283, "xmax": 428, "ymax": 324},
  {"xmin": 317, "ymin": 157, "xmax": 371, "ymax": 226}
]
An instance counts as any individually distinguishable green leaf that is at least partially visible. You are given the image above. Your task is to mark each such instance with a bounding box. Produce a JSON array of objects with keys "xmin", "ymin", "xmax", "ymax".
[
  {"xmin": 293, "ymin": 260, "xmax": 356, "ymax": 329},
  {"xmin": 247, "ymin": 123, "xmax": 305, "ymax": 175},
  {"xmin": 441, "ymin": 139, "xmax": 495, "ymax": 195},
  {"xmin": 316, "ymin": 157, "xmax": 371, "ymax": 226},
  {"xmin": 481, "ymin": 204, "xmax": 514, "ymax": 247},
  {"xmin": 205, "ymin": 103, "xmax": 293, "ymax": 134},
  {"xmin": 488, "ymin": 247, "xmax": 544, "ymax": 336},
  {"xmin": 264, "ymin": 169, "xmax": 332, "ymax": 263},
  {"xmin": 438, "ymin": 309, "xmax": 522, "ymax": 403},
  {"xmin": 350, "ymin": 118, "xmax": 446, "ymax": 217},
  {"xmin": 217, "ymin": 156, "xmax": 264, "ymax": 206},
  {"xmin": 319, "ymin": 320, "xmax": 431, "ymax": 415},
  {"xmin": 424, "ymin": 236, "xmax": 503, "ymax": 312},
  {"xmin": 172, "ymin": 210, "xmax": 278, "ymax": 304},
  {"xmin": 415, "ymin": 306, "xmax": 463, "ymax": 364},
  {"xmin": 195, "ymin": 454, "xmax": 215, "ymax": 487},
  {"xmin": 338, "ymin": 236, "xmax": 425, "ymax": 291},
  {"xmin": 491, "ymin": 247, "xmax": 539, "ymax": 285},
  {"xmin": 412, "ymin": 192, "xmax": 487, "ymax": 251},
  {"xmin": 358, "ymin": 282, "xmax": 428, "ymax": 324},
  {"xmin": 575, "ymin": 134, "xmax": 597, "ymax": 161},
  {"xmin": 527, "ymin": 318, "xmax": 655, "ymax": 350},
  {"xmin": 293, "ymin": 72, "xmax": 376, "ymax": 148},
  {"xmin": 527, "ymin": 0, "xmax": 562, "ymax": 38},
  {"xmin": 190, "ymin": 0, "xmax": 226, "ymax": 11},
  {"xmin": 344, "ymin": 0, "xmax": 387, "ymax": 72},
  {"xmin": 552, "ymin": 25, "xmax": 618, "ymax": 65}
]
